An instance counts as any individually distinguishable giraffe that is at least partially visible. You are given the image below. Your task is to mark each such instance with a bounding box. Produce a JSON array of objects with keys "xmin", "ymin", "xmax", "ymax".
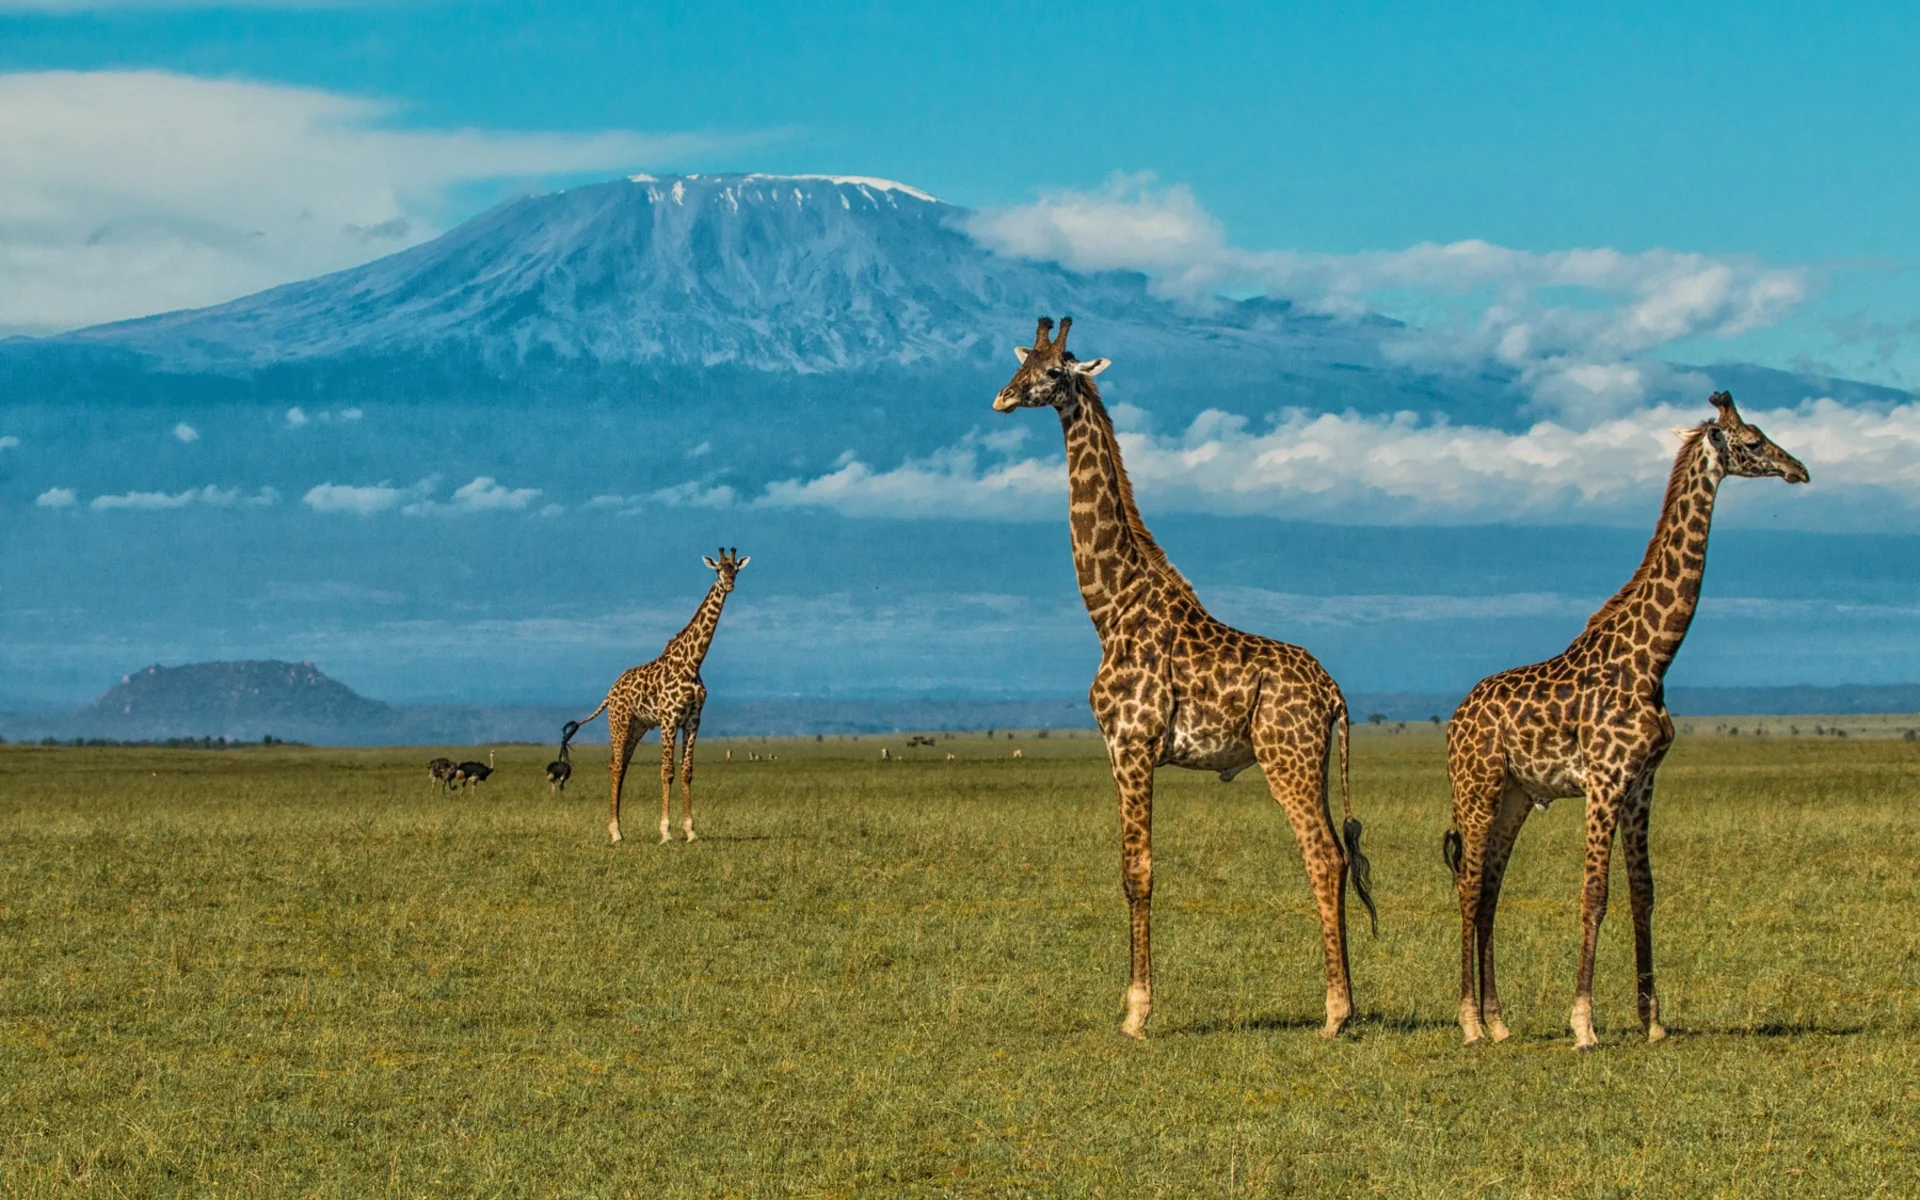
[
  {"xmin": 561, "ymin": 549, "xmax": 749, "ymax": 844},
  {"xmin": 1445, "ymin": 392, "xmax": 1808, "ymax": 1050},
  {"xmin": 994, "ymin": 317, "xmax": 1377, "ymax": 1040}
]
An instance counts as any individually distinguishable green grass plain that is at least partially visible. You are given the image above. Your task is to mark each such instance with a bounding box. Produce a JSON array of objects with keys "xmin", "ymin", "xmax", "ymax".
[{"xmin": 2, "ymin": 729, "xmax": 1916, "ymax": 1197}]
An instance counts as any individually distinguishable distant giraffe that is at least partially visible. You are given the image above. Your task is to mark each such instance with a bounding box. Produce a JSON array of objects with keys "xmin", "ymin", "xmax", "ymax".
[
  {"xmin": 994, "ymin": 316, "xmax": 1376, "ymax": 1039},
  {"xmin": 562, "ymin": 549, "xmax": 749, "ymax": 844},
  {"xmin": 1446, "ymin": 392, "xmax": 1807, "ymax": 1050}
]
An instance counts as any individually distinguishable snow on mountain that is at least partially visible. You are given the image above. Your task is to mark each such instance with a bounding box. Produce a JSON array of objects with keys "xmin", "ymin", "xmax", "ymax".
[{"xmin": 51, "ymin": 174, "xmax": 1189, "ymax": 373}]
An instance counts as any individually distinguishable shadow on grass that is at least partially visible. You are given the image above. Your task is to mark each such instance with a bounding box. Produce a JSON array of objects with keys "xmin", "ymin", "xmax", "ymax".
[
  {"xmin": 1163, "ymin": 1011, "xmax": 1464, "ymax": 1037},
  {"xmin": 1678, "ymin": 1021, "xmax": 1873, "ymax": 1038}
]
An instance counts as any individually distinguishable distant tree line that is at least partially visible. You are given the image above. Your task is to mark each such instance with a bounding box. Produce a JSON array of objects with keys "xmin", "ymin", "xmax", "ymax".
[{"xmin": 0, "ymin": 734, "xmax": 301, "ymax": 749}]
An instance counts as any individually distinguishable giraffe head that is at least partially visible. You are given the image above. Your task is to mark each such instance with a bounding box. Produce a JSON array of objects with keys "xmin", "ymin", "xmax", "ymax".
[
  {"xmin": 1701, "ymin": 391, "xmax": 1810, "ymax": 484},
  {"xmin": 701, "ymin": 547, "xmax": 749, "ymax": 592},
  {"xmin": 992, "ymin": 316, "xmax": 1110, "ymax": 415}
]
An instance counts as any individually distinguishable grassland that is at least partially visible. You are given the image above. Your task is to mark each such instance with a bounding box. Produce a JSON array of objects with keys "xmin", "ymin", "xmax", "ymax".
[{"xmin": 1, "ymin": 729, "xmax": 1916, "ymax": 1197}]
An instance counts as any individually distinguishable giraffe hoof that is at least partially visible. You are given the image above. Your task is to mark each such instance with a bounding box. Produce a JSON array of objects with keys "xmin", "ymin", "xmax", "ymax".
[
  {"xmin": 1119, "ymin": 1022, "xmax": 1147, "ymax": 1041},
  {"xmin": 1488, "ymin": 1021, "xmax": 1512, "ymax": 1043},
  {"xmin": 1461, "ymin": 1031, "xmax": 1485, "ymax": 1048},
  {"xmin": 1647, "ymin": 1022, "xmax": 1669, "ymax": 1044},
  {"xmin": 1574, "ymin": 1038, "xmax": 1600, "ymax": 1053},
  {"xmin": 684, "ymin": 831, "xmax": 699, "ymax": 843}
]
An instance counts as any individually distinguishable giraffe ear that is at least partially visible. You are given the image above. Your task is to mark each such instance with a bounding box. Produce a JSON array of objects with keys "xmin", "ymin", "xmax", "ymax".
[
  {"xmin": 1072, "ymin": 357, "xmax": 1110, "ymax": 377},
  {"xmin": 735, "ymin": 555, "xmax": 749, "ymax": 568},
  {"xmin": 1013, "ymin": 346, "xmax": 1030, "ymax": 364},
  {"xmin": 702, "ymin": 556, "xmax": 719, "ymax": 569}
]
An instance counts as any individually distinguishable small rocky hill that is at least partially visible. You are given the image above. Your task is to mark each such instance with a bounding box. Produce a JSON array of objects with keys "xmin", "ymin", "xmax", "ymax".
[{"xmin": 81, "ymin": 661, "xmax": 396, "ymax": 743}]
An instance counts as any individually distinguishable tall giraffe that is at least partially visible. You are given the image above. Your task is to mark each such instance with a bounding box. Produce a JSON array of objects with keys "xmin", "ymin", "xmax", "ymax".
[
  {"xmin": 1446, "ymin": 392, "xmax": 1807, "ymax": 1050},
  {"xmin": 562, "ymin": 549, "xmax": 749, "ymax": 845},
  {"xmin": 994, "ymin": 317, "xmax": 1376, "ymax": 1040}
]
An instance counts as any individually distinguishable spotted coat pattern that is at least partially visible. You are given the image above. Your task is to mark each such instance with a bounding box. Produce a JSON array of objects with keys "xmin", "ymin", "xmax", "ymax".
[
  {"xmin": 566, "ymin": 550, "xmax": 748, "ymax": 845},
  {"xmin": 1445, "ymin": 393, "xmax": 1808, "ymax": 1050},
  {"xmin": 995, "ymin": 317, "xmax": 1377, "ymax": 1040}
]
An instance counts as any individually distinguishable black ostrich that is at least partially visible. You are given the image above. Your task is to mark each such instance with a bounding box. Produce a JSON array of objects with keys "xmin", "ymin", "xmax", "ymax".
[
  {"xmin": 452, "ymin": 749, "xmax": 495, "ymax": 790},
  {"xmin": 546, "ymin": 724, "xmax": 578, "ymax": 793}
]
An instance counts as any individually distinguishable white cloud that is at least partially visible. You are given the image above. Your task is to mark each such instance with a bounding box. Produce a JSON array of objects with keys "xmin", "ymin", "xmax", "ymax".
[
  {"xmin": 0, "ymin": 70, "xmax": 746, "ymax": 334},
  {"xmin": 758, "ymin": 437, "xmax": 1058, "ymax": 519},
  {"xmin": 34, "ymin": 487, "xmax": 75, "ymax": 508},
  {"xmin": 652, "ymin": 481, "xmax": 738, "ymax": 509},
  {"xmin": 0, "ymin": 435, "xmax": 18, "ymax": 450},
  {"xmin": 303, "ymin": 480, "xmax": 429, "ymax": 515},
  {"xmin": 89, "ymin": 483, "xmax": 273, "ymax": 510},
  {"xmin": 320, "ymin": 475, "xmax": 540, "ymax": 517},
  {"xmin": 1207, "ymin": 587, "xmax": 1597, "ymax": 629},
  {"xmin": 173, "ymin": 422, "xmax": 199, "ymax": 443},
  {"xmin": 967, "ymin": 174, "xmax": 1812, "ymax": 422},
  {"xmin": 285, "ymin": 405, "xmax": 363, "ymax": 428},
  {"xmin": 750, "ymin": 397, "xmax": 1920, "ymax": 525},
  {"xmin": 400, "ymin": 475, "xmax": 541, "ymax": 516}
]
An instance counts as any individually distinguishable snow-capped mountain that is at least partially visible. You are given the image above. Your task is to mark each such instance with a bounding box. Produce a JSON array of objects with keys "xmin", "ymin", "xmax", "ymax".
[
  {"xmin": 47, "ymin": 173, "xmax": 1261, "ymax": 372},
  {"xmin": 33, "ymin": 172, "xmax": 1489, "ymax": 423}
]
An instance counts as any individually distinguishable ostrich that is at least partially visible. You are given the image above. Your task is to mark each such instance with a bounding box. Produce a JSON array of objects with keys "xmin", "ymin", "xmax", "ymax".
[
  {"xmin": 452, "ymin": 750, "xmax": 495, "ymax": 790},
  {"xmin": 427, "ymin": 757, "xmax": 458, "ymax": 792}
]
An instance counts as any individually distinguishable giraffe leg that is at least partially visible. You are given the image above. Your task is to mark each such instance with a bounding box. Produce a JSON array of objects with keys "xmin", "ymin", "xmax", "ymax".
[
  {"xmin": 1570, "ymin": 788, "xmax": 1625, "ymax": 1051},
  {"xmin": 1109, "ymin": 738, "xmax": 1157, "ymax": 1040},
  {"xmin": 1621, "ymin": 772, "xmax": 1666, "ymax": 1042},
  {"xmin": 659, "ymin": 726, "xmax": 678, "ymax": 844},
  {"xmin": 1256, "ymin": 731, "xmax": 1353, "ymax": 1039},
  {"xmin": 679, "ymin": 711, "xmax": 701, "ymax": 841},
  {"xmin": 1474, "ymin": 782, "xmax": 1533, "ymax": 1044},
  {"xmin": 1448, "ymin": 773, "xmax": 1502, "ymax": 1046},
  {"xmin": 607, "ymin": 713, "xmax": 633, "ymax": 845}
]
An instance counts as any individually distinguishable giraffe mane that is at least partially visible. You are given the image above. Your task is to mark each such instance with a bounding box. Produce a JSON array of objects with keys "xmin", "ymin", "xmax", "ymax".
[
  {"xmin": 1079, "ymin": 381, "xmax": 1201, "ymax": 605},
  {"xmin": 1577, "ymin": 422, "xmax": 1711, "ymax": 637}
]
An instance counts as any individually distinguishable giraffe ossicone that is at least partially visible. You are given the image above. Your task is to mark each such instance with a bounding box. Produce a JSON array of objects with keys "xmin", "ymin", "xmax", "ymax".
[
  {"xmin": 1444, "ymin": 391, "xmax": 1807, "ymax": 1050},
  {"xmin": 995, "ymin": 315, "xmax": 1377, "ymax": 1041},
  {"xmin": 560, "ymin": 548, "xmax": 749, "ymax": 845}
]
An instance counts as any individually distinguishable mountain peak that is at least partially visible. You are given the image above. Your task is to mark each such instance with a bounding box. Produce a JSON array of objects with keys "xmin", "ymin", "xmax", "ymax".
[
  {"xmin": 53, "ymin": 171, "xmax": 1148, "ymax": 372},
  {"xmin": 82, "ymin": 660, "xmax": 393, "ymax": 741},
  {"xmin": 626, "ymin": 172, "xmax": 940, "ymax": 203}
]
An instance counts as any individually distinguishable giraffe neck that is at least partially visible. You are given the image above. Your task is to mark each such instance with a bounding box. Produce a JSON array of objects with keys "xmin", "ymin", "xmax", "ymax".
[
  {"xmin": 1577, "ymin": 428, "xmax": 1724, "ymax": 679},
  {"xmin": 1057, "ymin": 386, "xmax": 1201, "ymax": 640},
  {"xmin": 666, "ymin": 579, "xmax": 730, "ymax": 667}
]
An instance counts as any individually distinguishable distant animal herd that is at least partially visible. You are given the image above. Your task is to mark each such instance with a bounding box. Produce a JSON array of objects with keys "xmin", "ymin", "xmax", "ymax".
[{"xmin": 424, "ymin": 317, "xmax": 1821, "ymax": 1050}]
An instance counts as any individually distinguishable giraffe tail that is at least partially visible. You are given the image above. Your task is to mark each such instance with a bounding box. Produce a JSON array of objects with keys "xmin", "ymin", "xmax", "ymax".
[
  {"xmin": 1333, "ymin": 701, "xmax": 1379, "ymax": 936},
  {"xmin": 1443, "ymin": 828, "xmax": 1464, "ymax": 877},
  {"xmin": 560, "ymin": 699, "xmax": 611, "ymax": 758}
]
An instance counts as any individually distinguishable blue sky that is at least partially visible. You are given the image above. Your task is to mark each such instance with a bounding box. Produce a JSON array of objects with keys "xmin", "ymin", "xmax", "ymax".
[{"xmin": 2, "ymin": 1, "xmax": 1917, "ymax": 383}]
